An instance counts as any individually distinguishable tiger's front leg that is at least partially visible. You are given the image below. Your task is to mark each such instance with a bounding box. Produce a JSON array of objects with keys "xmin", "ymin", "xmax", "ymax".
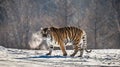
[
  {"xmin": 46, "ymin": 45, "xmax": 54, "ymax": 55},
  {"xmin": 59, "ymin": 42, "xmax": 67, "ymax": 56}
]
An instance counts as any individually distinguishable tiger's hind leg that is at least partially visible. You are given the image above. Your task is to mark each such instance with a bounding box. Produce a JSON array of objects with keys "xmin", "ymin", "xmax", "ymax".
[
  {"xmin": 78, "ymin": 33, "xmax": 87, "ymax": 57},
  {"xmin": 70, "ymin": 44, "xmax": 79, "ymax": 57},
  {"xmin": 78, "ymin": 48, "xmax": 84, "ymax": 57}
]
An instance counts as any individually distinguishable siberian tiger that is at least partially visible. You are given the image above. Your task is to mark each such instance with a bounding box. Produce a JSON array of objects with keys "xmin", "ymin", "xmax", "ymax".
[{"xmin": 41, "ymin": 27, "xmax": 91, "ymax": 57}]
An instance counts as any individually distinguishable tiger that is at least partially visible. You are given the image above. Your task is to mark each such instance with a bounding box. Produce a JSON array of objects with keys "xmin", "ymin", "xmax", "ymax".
[{"xmin": 41, "ymin": 26, "xmax": 91, "ymax": 57}]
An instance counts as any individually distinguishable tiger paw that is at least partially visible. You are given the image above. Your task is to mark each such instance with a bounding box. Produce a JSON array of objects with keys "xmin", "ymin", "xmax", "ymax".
[
  {"xmin": 63, "ymin": 53, "xmax": 67, "ymax": 56},
  {"xmin": 70, "ymin": 55, "xmax": 74, "ymax": 57},
  {"xmin": 70, "ymin": 54, "xmax": 75, "ymax": 57},
  {"xmin": 77, "ymin": 55, "xmax": 82, "ymax": 57},
  {"xmin": 46, "ymin": 53, "xmax": 51, "ymax": 55}
]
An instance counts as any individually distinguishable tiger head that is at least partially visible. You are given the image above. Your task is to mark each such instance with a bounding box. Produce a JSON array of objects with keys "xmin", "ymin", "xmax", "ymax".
[{"xmin": 41, "ymin": 27, "xmax": 51, "ymax": 39}]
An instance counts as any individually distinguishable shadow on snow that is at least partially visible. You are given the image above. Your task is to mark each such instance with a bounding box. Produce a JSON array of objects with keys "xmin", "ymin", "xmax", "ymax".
[
  {"xmin": 16, "ymin": 55, "xmax": 74, "ymax": 59},
  {"xmin": 29, "ymin": 55, "xmax": 68, "ymax": 58}
]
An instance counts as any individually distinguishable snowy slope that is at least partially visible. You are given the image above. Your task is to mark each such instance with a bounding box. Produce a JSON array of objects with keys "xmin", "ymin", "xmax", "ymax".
[{"xmin": 0, "ymin": 46, "xmax": 120, "ymax": 67}]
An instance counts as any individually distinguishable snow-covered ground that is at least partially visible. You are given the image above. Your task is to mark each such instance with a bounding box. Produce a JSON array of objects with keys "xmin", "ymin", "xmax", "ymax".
[{"xmin": 0, "ymin": 46, "xmax": 120, "ymax": 67}]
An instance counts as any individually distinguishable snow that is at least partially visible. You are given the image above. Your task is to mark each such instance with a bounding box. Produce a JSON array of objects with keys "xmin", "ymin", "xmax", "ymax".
[{"xmin": 0, "ymin": 46, "xmax": 120, "ymax": 67}]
